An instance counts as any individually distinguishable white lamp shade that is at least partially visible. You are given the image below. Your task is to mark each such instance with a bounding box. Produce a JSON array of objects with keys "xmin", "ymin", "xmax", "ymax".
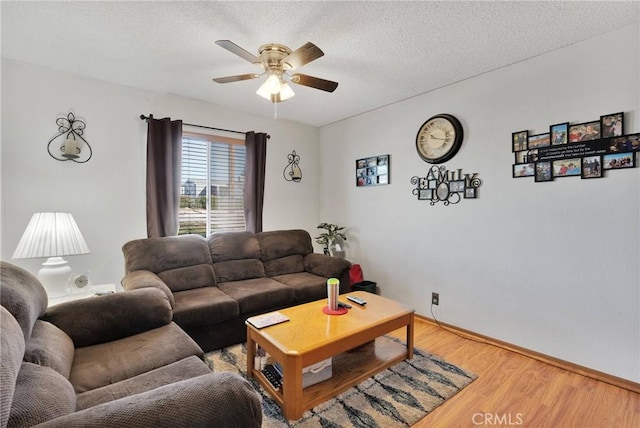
[
  {"xmin": 279, "ymin": 82, "xmax": 295, "ymax": 101},
  {"xmin": 12, "ymin": 212, "xmax": 90, "ymax": 259}
]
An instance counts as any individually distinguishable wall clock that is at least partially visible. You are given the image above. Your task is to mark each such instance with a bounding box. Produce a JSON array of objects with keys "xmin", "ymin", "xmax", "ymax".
[{"xmin": 416, "ymin": 114, "xmax": 464, "ymax": 164}]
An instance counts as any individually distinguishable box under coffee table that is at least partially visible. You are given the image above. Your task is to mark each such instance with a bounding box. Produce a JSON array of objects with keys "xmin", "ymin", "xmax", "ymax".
[{"xmin": 246, "ymin": 291, "xmax": 414, "ymax": 420}]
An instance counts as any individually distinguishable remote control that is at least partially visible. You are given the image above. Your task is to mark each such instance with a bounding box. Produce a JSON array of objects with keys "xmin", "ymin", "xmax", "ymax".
[
  {"xmin": 347, "ymin": 295, "xmax": 367, "ymax": 306},
  {"xmin": 261, "ymin": 364, "xmax": 282, "ymax": 389},
  {"xmin": 338, "ymin": 302, "xmax": 352, "ymax": 309}
]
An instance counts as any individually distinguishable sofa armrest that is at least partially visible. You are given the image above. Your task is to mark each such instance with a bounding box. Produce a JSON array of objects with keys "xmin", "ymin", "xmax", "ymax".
[
  {"xmin": 122, "ymin": 270, "xmax": 175, "ymax": 308},
  {"xmin": 36, "ymin": 372, "xmax": 262, "ymax": 428},
  {"xmin": 304, "ymin": 253, "xmax": 352, "ymax": 293},
  {"xmin": 42, "ymin": 288, "xmax": 172, "ymax": 347}
]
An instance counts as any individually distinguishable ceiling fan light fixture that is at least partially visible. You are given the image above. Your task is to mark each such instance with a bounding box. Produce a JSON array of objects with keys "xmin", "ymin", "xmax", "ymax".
[
  {"xmin": 256, "ymin": 83, "xmax": 273, "ymax": 100},
  {"xmin": 214, "ymin": 40, "xmax": 337, "ymax": 105},
  {"xmin": 279, "ymin": 82, "xmax": 295, "ymax": 101}
]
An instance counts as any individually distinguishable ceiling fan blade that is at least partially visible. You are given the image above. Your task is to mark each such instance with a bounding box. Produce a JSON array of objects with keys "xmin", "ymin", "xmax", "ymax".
[
  {"xmin": 290, "ymin": 73, "xmax": 338, "ymax": 92},
  {"xmin": 212, "ymin": 73, "xmax": 260, "ymax": 84},
  {"xmin": 283, "ymin": 42, "xmax": 324, "ymax": 70},
  {"xmin": 215, "ymin": 40, "xmax": 259, "ymax": 64}
]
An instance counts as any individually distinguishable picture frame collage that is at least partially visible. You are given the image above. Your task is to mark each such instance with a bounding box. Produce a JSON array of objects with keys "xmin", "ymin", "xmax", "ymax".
[
  {"xmin": 512, "ymin": 112, "xmax": 639, "ymax": 182},
  {"xmin": 356, "ymin": 154, "xmax": 390, "ymax": 187}
]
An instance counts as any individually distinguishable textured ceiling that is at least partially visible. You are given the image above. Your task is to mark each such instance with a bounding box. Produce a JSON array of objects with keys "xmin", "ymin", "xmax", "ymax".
[{"xmin": 2, "ymin": 1, "xmax": 639, "ymax": 127}]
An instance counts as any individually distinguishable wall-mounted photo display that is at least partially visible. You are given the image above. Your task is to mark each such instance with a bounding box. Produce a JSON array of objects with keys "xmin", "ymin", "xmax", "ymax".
[
  {"xmin": 535, "ymin": 161, "xmax": 553, "ymax": 182},
  {"xmin": 512, "ymin": 130, "xmax": 528, "ymax": 152},
  {"xmin": 356, "ymin": 154, "xmax": 390, "ymax": 187},
  {"xmin": 608, "ymin": 134, "xmax": 640, "ymax": 152},
  {"xmin": 550, "ymin": 122, "xmax": 569, "ymax": 145},
  {"xmin": 569, "ymin": 121, "xmax": 600, "ymax": 143},
  {"xmin": 512, "ymin": 111, "xmax": 638, "ymax": 183},
  {"xmin": 411, "ymin": 165, "xmax": 481, "ymax": 205},
  {"xmin": 528, "ymin": 133, "xmax": 550, "ymax": 149},
  {"xmin": 553, "ymin": 158, "xmax": 581, "ymax": 177},
  {"xmin": 601, "ymin": 112, "xmax": 624, "ymax": 138},
  {"xmin": 582, "ymin": 156, "xmax": 602, "ymax": 179},
  {"xmin": 514, "ymin": 149, "xmax": 538, "ymax": 164},
  {"xmin": 603, "ymin": 152, "xmax": 636, "ymax": 170},
  {"xmin": 513, "ymin": 163, "xmax": 535, "ymax": 178}
]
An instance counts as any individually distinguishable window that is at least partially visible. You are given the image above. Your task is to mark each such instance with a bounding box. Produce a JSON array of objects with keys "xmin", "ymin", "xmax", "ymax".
[{"xmin": 179, "ymin": 132, "xmax": 246, "ymax": 236}]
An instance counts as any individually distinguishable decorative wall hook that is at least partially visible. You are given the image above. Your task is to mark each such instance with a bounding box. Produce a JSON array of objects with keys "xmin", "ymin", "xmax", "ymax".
[
  {"xmin": 283, "ymin": 150, "xmax": 302, "ymax": 182},
  {"xmin": 47, "ymin": 112, "xmax": 92, "ymax": 163},
  {"xmin": 411, "ymin": 165, "xmax": 482, "ymax": 205}
]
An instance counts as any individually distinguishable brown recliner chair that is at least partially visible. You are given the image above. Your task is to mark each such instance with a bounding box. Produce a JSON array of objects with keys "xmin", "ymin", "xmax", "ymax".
[{"xmin": 0, "ymin": 261, "xmax": 262, "ymax": 428}]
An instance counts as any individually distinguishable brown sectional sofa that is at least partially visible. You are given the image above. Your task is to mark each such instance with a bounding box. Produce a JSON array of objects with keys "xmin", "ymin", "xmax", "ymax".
[
  {"xmin": 122, "ymin": 229, "xmax": 351, "ymax": 352},
  {"xmin": 0, "ymin": 261, "xmax": 262, "ymax": 428}
]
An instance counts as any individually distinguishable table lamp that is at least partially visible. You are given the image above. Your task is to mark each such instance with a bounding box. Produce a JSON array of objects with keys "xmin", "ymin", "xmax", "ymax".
[{"xmin": 12, "ymin": 212, "xmax": 90, "ymax": 297}]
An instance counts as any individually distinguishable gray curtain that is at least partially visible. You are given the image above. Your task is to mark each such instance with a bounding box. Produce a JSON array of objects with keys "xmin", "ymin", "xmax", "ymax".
[
  {"xmin": 244, "ymin": 132, "xmax": 267, "ymax": 233},
  {"xmin": 146, "ymin": 116, "xmax": 183, "ymax": 238}
]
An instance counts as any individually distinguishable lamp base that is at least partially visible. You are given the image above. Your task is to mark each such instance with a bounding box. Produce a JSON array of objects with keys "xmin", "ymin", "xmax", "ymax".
[{"xmin": 38, "ymin": 257, "xmax": 72, "ymax": 298}]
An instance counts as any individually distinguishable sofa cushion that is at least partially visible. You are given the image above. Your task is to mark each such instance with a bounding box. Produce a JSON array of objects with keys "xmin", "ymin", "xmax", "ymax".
[
  {"xmin": 258, "ymin": 229, "xmax": 313, "ymax": 262},
  {"xmin": 208, "ymin": 231, "xmax": 261, "ymax": 262},
  {"xmin": 76, "ymin": 355, "xmax": 211, "ymax": 410},
  {"xmin": 43, "ymin": 288, "xmax": 172, "ymax": 348},
  {"xmin": 24, "ymin": 320, "xmax": 74, "ymax": 379},
  {"xmin": 8, "ymin": 362, "xmax": 75, "ymax": 427},
  {"xmin": 157, "ymin": 264, "xmax": 217, "ymax": 292},
  {"xmin": 70, "ymin": 322, "xmax": 203, "ymax": 393},
  {"xmin": 272, "ymin": 272, "xmax": 329, "ymax": 303},
  {"xmin": 214, "ymin": 259, "xmax": 265, "ymax": 283},
  {"xmin": 0, "ymin": 262, "xmax": 48, "ymax": 343},
  {"xmin": 1, "ymin": 307, "xmax": 25, "ymax": 428},
  {"xmin": 263, "ymin": 255, "xmax": 304, "ymax": 277},
  {"xmin": 172, "ymin": 287, "xmax": 239, "ymax": 329},
  {"xmin": 122, "ymin": 234, "xmax": 213, "ymax": 274},
  {"xmin": 218, "ymin": 278, "xmax": 295, "ymax": 313}
]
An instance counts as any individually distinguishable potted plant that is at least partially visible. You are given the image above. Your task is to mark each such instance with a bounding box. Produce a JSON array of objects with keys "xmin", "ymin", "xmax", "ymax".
[{"xmin": 314, "ymin": 223, "xmax": 347, "ymax": 257}]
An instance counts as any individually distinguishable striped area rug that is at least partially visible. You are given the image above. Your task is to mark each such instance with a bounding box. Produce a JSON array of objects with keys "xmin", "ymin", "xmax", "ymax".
[{"xmin": 206, "ymin": 339, "xmax": 476, "ymax": 427}]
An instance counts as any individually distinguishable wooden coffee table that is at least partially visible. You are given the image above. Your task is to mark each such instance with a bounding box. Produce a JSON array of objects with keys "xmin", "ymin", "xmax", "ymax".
[{"xmin": 246, "ymin": 291, "xmax": 414, "ymax": 420}]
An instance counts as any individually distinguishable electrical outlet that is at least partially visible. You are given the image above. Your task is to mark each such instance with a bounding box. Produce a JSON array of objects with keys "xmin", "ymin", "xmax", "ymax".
[{"xmin": 432, "ymin": 292, "xmax": 439, "ymax": 306}]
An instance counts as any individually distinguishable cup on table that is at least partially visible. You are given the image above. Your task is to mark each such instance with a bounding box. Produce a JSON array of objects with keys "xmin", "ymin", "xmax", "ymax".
[{"xmin": 327, "ymin": 278, "xmax": 339, "ymax": 310}]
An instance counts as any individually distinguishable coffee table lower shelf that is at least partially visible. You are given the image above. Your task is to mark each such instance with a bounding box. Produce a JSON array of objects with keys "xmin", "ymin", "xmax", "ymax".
[{"xmin": 252, "ymin": 336, "xmax": 408, "ymax": 419}]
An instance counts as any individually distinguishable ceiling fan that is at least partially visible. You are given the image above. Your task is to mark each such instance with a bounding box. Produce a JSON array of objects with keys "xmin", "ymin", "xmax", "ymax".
[{"xmin": 212, "ymin": 40, "xmax": 338, "ymax": 103}]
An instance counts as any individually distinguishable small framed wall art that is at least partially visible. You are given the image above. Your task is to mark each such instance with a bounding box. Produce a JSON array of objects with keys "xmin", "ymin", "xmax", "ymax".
[
  {"xmin": 356, "ymin": 154, "xmax": 390, "ymax": 187},
  {"xmin": 600, "ymin": 112, "xmax": 624, "ymax": 138}
]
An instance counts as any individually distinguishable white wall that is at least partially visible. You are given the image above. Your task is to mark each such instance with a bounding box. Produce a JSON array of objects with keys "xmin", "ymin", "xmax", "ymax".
[
  {"xmin": 1, "ymin": 60, "xmax": 321, "ymax": 285},
  {"xmin": 320, "ymin": 24, "xmax": 640, "ymax": 382}
]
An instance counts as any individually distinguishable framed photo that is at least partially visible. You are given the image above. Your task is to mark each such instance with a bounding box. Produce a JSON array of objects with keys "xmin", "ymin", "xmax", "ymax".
[
  {"xmin": 607, "ymin": 133, "xmax": 640, "ymax": 152},
  {"xmin": 552, "ymin": 158, "xmax": 581, "ymax": 177},
  {"xmin": 550, "ymin": 122, "xmax": 569, "ymax": 145},
  {"xmin": 535, "ymin": 161, "xmax": 553, "ymax": 182},
  {"xmin": 512, "ymin": 130, "xmax": 528, "ymax": 152},
  {"xmin": 600, "ymin": 112, "xmax": 624, "ymax": 138},
  {"xmin": 418, "ymin": 189, "xmax": 433, "ymax": 200},
  {"xmin": 603, "ymin": 152, "xmax": 636, "ymax": 170},
  {"xmin": 449, "ymin": 180, "xmax": 465, "ymax": 192},
  {"xmin": 513, "ymin": 163, "xmax": 535, "ymax": 178},
  {"xmin": 464, "ymin": 187, "xmax": 476, "ymax": 199},
  {"xmin": 568, "ymin": 121, "xmax": 600, "ymax": 143},
  {"xmin": 581, "ymin": 156, "xmax": 603, "ymax": 179},
  {"xmin": 356, "ymin": 154, "xmax": 390, "ymax": 187},
  {"xmin": 514, "ymin": 149, "xmax": 539, "ymax": 164},
  {"xmin": 528, "ymin": 133, "xmax": 550, "ymax": 149}
]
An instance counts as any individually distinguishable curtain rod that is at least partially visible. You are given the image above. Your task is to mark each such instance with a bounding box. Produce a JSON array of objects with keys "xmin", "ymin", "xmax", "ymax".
[{"xmin": 139, "ymin": 114, "xmax": 270, "ymax": 139}]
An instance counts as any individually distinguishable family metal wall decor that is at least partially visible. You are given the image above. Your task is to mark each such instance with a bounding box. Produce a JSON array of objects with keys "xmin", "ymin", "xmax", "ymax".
[
  {"xmin": 356, "ymin": 154, "xmax": 390, "ymax": 187},
  {"xmin": 47, "ymin": 111, "xmax": 92, "ymax": 163},
  {"xmin": 512, "ymin": 112, "xmax": 639, "ymax": 182},
  {"xmin": 411, "ymin": 165, "xmax": 482, "ymax": 206}
]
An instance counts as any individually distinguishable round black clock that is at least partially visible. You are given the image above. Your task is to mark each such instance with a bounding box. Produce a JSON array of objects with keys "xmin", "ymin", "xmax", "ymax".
[{"xmin": 416, "ymin": 114, "xmax": 464, "ymax": 164}]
